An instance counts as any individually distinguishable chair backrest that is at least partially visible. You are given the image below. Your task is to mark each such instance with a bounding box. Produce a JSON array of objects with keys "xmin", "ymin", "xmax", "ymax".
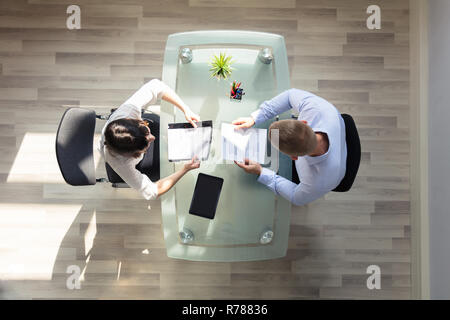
[
  {"xmin": 55, "ymin": 108, "xmax": 97, "ymax": 186},
  {"xmin": 333, "ymin": 114, "xmax": 361, "ymax": 192},
  {"xmin": 135, "ymin": 112, "xmax": 160, "ymax": 181},
  {"xmin": 105, "ymin": 112, "xmax": 161, "ymax": 184}
]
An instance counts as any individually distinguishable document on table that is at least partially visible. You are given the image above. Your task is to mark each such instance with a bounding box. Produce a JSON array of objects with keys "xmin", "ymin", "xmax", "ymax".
[
  {"xmin": 221, "ymin": 123, "xmax": 267, "ymax": 164},
  {"xmin": 167, "ymin": 121, "xmax": 212, "ymax": 162}
]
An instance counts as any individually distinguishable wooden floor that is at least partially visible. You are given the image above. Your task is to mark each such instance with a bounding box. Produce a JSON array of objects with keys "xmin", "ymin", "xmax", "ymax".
[{"xmin": 0, "ymin": 0, "xmax": 411, "ymax": 299}]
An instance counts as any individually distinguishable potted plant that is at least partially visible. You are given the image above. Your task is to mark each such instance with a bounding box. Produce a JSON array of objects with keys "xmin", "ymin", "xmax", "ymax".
[{"xmin": 209, "ymin": 52, "xmax": 234, "ymax": 80}]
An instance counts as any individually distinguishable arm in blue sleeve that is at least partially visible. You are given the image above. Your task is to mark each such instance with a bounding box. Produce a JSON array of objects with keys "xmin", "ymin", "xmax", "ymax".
[
  {"xmin": 251, "ymin": 89, "xmax": 292, "ymax": 125},
  {"xmin": 251, "ymin": 88, "xmax": 313, "ymax": 125},
  {"xmin": 257, "ymin": 168, "xmax": 325, "ymax": 206}
]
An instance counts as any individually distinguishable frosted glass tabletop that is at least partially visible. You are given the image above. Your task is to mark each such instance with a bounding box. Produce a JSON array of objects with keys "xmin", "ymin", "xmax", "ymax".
[{"xmin": 160, "ymin": 31, "xmax": 291, "ymax": 261}]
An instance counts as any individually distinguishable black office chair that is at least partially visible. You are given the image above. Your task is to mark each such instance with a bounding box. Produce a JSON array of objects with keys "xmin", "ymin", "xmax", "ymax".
[
  {"xmin": 55, "ymin": 107, "xmax": 160, "ymax": 188},
  {"xmin": 291, "ymin": 113, "xmax": 361, "ymax": 192},
  {"xmin": 332, "ymin": 114, "xmax": 361, "ymax": 192}
]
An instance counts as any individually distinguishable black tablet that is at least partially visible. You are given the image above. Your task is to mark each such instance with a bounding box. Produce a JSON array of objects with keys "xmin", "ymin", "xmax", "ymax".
[{"xmin": 189, "ymin": 173, "xmax": 224, "ymax": 219}]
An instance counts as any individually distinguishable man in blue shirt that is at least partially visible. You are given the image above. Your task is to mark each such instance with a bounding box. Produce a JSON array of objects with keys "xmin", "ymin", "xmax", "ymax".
[{"xmin": 233, "ymin": 89, "xmax": 347, "ymax": 206}]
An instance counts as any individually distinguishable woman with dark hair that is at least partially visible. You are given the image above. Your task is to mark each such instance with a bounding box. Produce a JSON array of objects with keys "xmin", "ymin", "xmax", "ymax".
[{"xmin": 99, "ymin": 79, "xmax": 200, "ymax": 200}]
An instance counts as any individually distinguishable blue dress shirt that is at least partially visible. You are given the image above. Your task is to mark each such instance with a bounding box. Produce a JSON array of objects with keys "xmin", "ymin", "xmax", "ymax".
[{"xmin": 251, "ymin": 89, "xmax": 347, "ymax": 206}]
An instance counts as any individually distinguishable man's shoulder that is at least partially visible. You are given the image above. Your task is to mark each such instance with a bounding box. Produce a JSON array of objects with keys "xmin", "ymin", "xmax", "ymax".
[{"xmin": 300, "ymin": 154, "xmax": 341, "ymax": 182}]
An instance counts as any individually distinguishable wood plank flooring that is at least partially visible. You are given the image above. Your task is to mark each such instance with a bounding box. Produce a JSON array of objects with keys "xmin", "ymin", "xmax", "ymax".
[{"xmin": 0, "ymin": 0, "xmax": 411, "ymax": 299}]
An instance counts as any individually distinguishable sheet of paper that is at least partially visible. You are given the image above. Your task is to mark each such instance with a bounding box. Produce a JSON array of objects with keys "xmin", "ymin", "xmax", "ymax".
[
  {"xmin": 221, "ymin": 123, "xmax": 267, "ymax": 163},
  {"xmin": 168, "ymin": 126, "xmax": 212, "ymax": 161}
]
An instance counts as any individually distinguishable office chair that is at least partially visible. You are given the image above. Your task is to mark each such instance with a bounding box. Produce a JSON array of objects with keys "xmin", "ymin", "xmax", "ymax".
[
  {"xmin": 55, "ymin": 107, "xmax": 160, "ymax": 188},
  {"xmin": 332, "ymin": 114, "xmax": 361, "ymax": 192},
  {"xmin": 291, "ymin": 113, "xmax": 361, "ymax": 192}
]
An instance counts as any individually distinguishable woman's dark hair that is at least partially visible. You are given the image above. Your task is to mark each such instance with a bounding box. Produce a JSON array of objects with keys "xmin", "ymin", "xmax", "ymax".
[{"xmin": 104, "ymin": 118, "xmax": 152, "ymax": 158}]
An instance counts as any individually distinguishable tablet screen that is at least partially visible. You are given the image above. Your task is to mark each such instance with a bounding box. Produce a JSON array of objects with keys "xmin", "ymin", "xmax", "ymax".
[{"xmin": 189, "ymin": 173, "xmax": 224, "ymax": 219}]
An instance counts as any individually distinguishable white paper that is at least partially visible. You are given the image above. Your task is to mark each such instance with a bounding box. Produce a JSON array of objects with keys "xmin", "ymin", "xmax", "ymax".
[
  {"xmin": 168, "ymin": 126, "xmax": 212, "ymax": 161},
  {"xmin": 221, "ymin": 123, "xmax": 267, "ymax": 163}
]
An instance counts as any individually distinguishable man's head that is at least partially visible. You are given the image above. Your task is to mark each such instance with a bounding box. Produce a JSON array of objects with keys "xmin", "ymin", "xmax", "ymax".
[
  {"xmin": 104, "ymin": 118, "xmax": 155, "ymax": 158},
  {"xmin": 268, "ymin": 119, "xmax": 317, "ymax": 160}
]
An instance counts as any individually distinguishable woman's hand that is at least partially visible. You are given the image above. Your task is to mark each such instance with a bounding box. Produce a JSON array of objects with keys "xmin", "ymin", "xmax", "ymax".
[
  {"xmin": 160, "ymin": 87, "xmax": 200, "ymax": 127},
  {"xmin": 184, "ymin": 109, "xmax": 201, "ymax": 128},
  {"xmin": 183, "ymin": 156, "xmax": 201, "ymax": 172},
  {"xmin": 156, "ymin": 156, "xmax": 200, "ymax": 197}
]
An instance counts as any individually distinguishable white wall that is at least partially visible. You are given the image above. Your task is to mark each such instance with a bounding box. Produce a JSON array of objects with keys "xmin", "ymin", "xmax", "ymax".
[{"xmin": 428, "ymin": 0, "xmax": 450, "ymax": 299}]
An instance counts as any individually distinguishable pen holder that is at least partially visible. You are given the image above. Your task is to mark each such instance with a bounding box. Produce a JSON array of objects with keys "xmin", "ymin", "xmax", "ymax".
[
  {"xmin": 230, "ymin": 88, "xmax": 244, "ymax": 101},
  {"xmin": 230, "ymin": 80, "xmax": 244, "ymax": 101}
]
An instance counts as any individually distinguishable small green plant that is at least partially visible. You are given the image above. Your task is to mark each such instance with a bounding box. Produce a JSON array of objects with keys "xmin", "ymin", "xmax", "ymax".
[{"xmin": 209, "ymin": 52, "xmax": 234, "ymax": 80}]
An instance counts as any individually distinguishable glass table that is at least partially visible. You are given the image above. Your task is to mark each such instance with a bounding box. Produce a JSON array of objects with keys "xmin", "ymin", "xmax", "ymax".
[{"xmin": 160, "ymin": 30, "xmax": 291, "ymax": 261}]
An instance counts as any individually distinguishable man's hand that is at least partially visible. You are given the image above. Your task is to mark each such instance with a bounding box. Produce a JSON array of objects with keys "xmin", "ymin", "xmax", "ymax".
[
  {"xmin": 183, "ymin": 156, "xmax": 201, "ymax": 172},
  {"xmin": 184, "ymin": 109, "xmax": 201, "ymax": 128},
  {"xmin": 232, "ymin": 117, "xmax": 255, "ymax": 130},
  {"xmin": 234, "ymin": 159, "xmax": 262, "ymax": 175}
]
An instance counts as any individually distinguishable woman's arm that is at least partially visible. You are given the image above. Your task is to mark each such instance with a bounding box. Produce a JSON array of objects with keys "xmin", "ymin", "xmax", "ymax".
[
  {"xmin": 105, "ymin": 155, "xmax": 199, "ymax": 200},
  {"xmin": 122, "ymin": 79, "xmax": 200, "ymax": 127},
  {"xmin": 122, "ymin": 79, "xmax": 166, "ymax": 112},
  {"xmin": 155, "ymin": 158, "xmax": 200, "ymax": 197},
  {"xmin": 161, "ymin": 88, "xmax": 200, "ymax": 128}
]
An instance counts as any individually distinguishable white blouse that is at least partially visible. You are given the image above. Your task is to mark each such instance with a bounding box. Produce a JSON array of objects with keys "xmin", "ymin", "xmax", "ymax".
[{"xmin": 99, "ymin": 79, "xmax": 171, "ymax": 200}]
